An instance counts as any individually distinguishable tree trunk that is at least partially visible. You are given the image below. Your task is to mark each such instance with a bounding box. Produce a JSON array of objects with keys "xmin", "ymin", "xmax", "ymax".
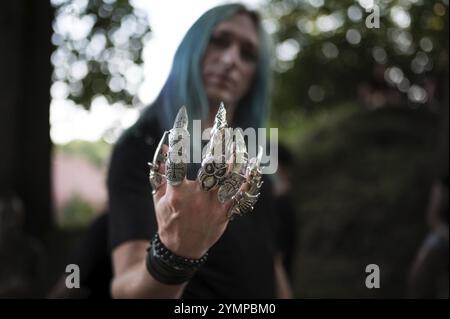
[{"xmin": 0, "ymin": 1, "xmax": 54, "ymax": 241}]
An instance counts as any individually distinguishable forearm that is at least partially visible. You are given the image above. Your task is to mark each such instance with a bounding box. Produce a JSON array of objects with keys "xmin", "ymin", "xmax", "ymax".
[
  {"xmin": 111, "ymin": 258, "xmax": 188, "ymax": 299},
  {"xmin": 274, "ymin": 254, "xmax": 293, "ymax": 299}
]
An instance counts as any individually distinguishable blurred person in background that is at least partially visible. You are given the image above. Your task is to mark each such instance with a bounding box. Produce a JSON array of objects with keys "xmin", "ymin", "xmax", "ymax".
[
  {"xmin": 408, "ymin": 175, "xmax": 449, "ymax": 298},
  {"xmin": 0, "ymin": 193, "xmax": 44, "ymax": 298}
]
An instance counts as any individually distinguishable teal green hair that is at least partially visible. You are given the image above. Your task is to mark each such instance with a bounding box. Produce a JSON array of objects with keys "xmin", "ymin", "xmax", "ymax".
[{"xmin": 147, "ymin": 3, "xmax": 272, "ymax": 131}]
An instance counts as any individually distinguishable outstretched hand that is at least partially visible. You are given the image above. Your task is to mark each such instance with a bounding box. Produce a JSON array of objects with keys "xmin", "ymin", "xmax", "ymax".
[{"xmin": 148, "ymin": 104, "xmax": 262, "ymax": 259}]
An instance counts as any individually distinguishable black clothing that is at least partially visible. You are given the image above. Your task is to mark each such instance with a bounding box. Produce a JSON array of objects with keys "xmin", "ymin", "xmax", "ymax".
[
  {"xmin": 274, "ymin": 193, "xmax": 297, "ymax": 280},
  {"xmin": 64, "ymin": 213, "xmax": 112, "ymax": 298}
]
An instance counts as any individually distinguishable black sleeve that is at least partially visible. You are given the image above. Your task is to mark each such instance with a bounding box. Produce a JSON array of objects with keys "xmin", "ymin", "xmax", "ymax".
[
  {"xmin": 107, "ymin": 128, "xmax": 158, "ymax": 250},
  {"xmin": 273, "ymin": 193, "xmax": 298, "ymax": 277}
]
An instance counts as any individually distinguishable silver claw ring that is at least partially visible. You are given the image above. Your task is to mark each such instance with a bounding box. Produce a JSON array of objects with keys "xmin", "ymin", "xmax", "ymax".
[
  {"xmin": 148, "ymin": 131, "xmax": 169, "ymax": 194},
  {"xmin": 227, "ymin": 146, "xmax": 264, "ymax": 220},
  {"xmin": 198, "ymin": 102, "xmax": 231, "ymax": 191},
  {"xmin": 166, "ymin": 106, "xmax": 189, "ymax": 186},
  {"xmin": 218, "ymin": 129, "xmax": 247, "ymax": 203}
]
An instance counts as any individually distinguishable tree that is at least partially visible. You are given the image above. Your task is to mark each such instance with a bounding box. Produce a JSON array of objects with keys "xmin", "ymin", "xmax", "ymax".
[
  {"xmin": 264, "ymin": 0, "xmax": 448, "ymax": 121},
  {"xmin": 51, "ymin": 0, "xmax": 151, "ymax": 109},
  {"xmin": 0, "ymin": 1, "xmax": 54, "ymax": 240}
]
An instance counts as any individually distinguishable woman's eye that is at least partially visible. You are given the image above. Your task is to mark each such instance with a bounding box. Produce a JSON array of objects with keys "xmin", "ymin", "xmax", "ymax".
[
  {"xmin": 210, "ymin": 35, "xmax": 229, "ymax": 48},
  {"xmin": 241, "ymin": 49, "xmax": 257, "ymax": 63}
]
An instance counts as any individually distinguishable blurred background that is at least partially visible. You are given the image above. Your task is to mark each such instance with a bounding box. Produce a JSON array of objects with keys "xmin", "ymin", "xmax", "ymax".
[{"xmin": 0, "ymin": 0, "xmax": 448, "ymax": 298}]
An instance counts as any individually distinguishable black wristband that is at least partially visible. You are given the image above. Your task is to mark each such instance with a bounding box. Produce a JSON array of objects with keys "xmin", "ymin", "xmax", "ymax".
[{"xmin": 145, "ymin": 233, "xmax": 208, "ymax": 285}]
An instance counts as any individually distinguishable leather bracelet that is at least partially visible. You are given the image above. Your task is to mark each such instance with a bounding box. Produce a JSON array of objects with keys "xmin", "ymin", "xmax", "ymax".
[{"xmin": 145, "ymin": 233, "xmax": 208, "ymax": 285}]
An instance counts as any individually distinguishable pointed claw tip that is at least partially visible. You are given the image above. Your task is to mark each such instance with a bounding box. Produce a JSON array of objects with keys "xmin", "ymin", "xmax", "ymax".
[
  {"xmin": 178, "ymin": 105, "xmax": 188, "ymax": 117},
  {"xmin": 256, "ymin": 145, "xmax": 263, "ymax": 163},
  {"xmin": 173, "ymin": 105, "xmax": 188, "ymax": 129},
  {"xmin": 179, "ymin": 105, "xmax": 188, "ymax": 117},
  {"xmin": 212, "ymin": 104, "xmax": 228, "ymax": 132},
  {"xmin": 235, "ymin": 129, "xmax": 243, "ymax": 140}
]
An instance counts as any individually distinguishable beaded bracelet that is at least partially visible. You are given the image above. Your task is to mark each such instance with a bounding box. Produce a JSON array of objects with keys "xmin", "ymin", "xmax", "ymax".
[{"xmin": 145, "ymin": 233, "xmax": 208, "ymax": 285}]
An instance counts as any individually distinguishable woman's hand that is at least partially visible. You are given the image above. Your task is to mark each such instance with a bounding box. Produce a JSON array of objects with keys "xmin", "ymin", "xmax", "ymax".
[
  {"xmin": 153, "ymin": 169, "xmax": 233, "ymax": 259},
  {"xmin": 149, "ymin": 104, "xmax": 261, "ymax": 259}
]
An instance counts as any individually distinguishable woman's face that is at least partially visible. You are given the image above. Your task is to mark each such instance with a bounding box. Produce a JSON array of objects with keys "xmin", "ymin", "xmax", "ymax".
[{"xmin": 202, "ymin": 13, "xmax": 259, "ymax": 108}]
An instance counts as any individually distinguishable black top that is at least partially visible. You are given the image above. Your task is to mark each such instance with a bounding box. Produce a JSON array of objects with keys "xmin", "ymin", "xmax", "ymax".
[
  {"xmin": 107, "ymin": 109, "xmax": 279, "ymax": 298},
  {"xmin": 274, "ymin": 194, "xmax": 297, "ymax": 280}
]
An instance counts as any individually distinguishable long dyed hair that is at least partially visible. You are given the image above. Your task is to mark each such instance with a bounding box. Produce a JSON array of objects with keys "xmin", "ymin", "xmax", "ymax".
[{"xmin": 140, "ymin": 3, "xmax": 272, "ymax": 132}]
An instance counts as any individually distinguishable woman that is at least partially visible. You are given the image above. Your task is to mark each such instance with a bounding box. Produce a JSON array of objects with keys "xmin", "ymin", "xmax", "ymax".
[{"xmin": 108, "ymin": 3, "xmax": 291, "ymax": 298}]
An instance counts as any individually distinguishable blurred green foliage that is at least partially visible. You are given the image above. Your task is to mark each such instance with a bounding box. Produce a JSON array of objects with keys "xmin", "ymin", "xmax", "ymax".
[
  {"xmin": 269, "ymin": 101, "xmax": 360, "ymax": 146},
  {"xmin": 55, "ymin": 140, "xmax": 112, "ymax": 168},
  {"xmin": 264, "ymin": 0, "xmax": 448, "ymax": 297},
  {"xmin": 291, "ymin": 106, "xmax": 439, "ymax": 297},
  {"xmin": 60, "ymin": 195, "xmax": 96, "ymax": 229},
  {"xmin": 51, "ymin": 0, "xmax": 151, "ymax": 109},
  {"xmin": 264, "ymin": 0, "xmax": 448, "ymax": 125},
  {"xmin": 54, "ymin": 140, "xmax": 111, "ymax": 229}
]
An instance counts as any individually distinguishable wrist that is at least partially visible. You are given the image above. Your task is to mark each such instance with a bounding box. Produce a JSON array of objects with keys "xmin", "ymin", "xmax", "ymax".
[
  {"xmin": 158, "ymin": 230, "xmax": 207, "ymax": 259},
  {"xmin": 146, "ymin": 233, "xmax": 208, "ymax": 285}
]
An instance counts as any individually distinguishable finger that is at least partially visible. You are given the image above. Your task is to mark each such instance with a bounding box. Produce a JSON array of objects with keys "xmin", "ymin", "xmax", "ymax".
[
  {"xmin": 228, "ymin": 191, "xmax": 260, "ymax": 220},
  {"xmin": 152, "ymin": 144, "xmax": 168, "ymax": 202},
  {"xmin": 222, "ymin": 179, "xmax": 249, "ymax": 212},
  {"xmin": 166, "ymin": 106, "xmax": 189, "ymax": 187},
  {"xmin": 217, "ymin": 172, "xmax": 245, "ymax": 203},
  {"xmin": 149, "ymin": 132, "xmax": 168, "ymax": 186},
  {"xmin": 198, "ymin": 156, "xmax": 227, "ymax": 191},
  {"xmin": 150, "ymin": 131, "xmax": 169, "ymax": 201},
  {"xmin": 217, "ymin": 129, "xmax": 247, "ymax": 203},
  {"xmin": 197, "ymin": 102, "xmax": 230, "ymax": 192},
  {"xmin": 226, "ymin": 179, "xmax": 259, "ymax": 220},
  {"xmin": 226, "ymin": 148, "xmax": 263, "ymax": 220},
  {"xmin": 158, "ymin": 144, "xmax": 169, "ymax": 174}
]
